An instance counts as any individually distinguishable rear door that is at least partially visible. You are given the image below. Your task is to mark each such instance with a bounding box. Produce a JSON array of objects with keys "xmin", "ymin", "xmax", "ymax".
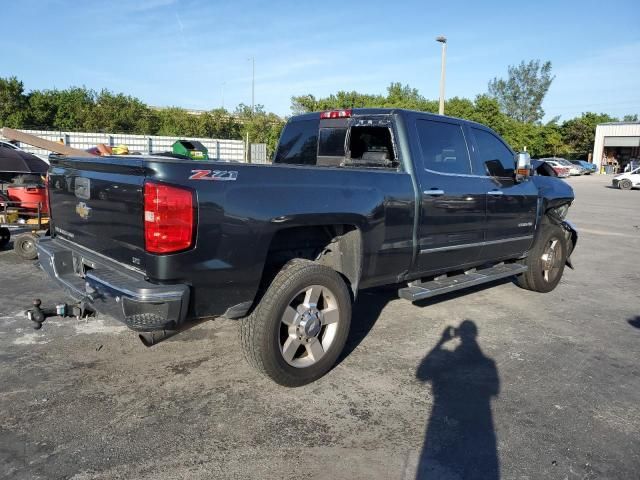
[
  {"xmin": 412, "ymin": 118, "xmax": 489, "ymax": 275},
  {"xmin": 48, "ymin": 156, "xmax": 147, "ymax": 271},
  {"xmin": 468, "ymin": 127, "xmax": 538, "ymax": 260}
]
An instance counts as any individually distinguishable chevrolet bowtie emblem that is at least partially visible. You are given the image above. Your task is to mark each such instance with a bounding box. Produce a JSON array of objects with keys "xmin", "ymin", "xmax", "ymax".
[{"xmin": 76, "ymin": 201, "xmax": 91, "ymax": 220}]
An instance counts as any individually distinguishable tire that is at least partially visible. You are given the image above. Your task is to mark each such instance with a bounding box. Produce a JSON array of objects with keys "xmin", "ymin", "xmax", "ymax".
[
  {"xmin": 14, "ymin": 233, "xmax": 38, "ymax": 260},
  {"xmin": 0, "ymin": 227, "xmax": 10, "ymax": 249},
  {"xmin": 618, "ymin": 179, "xmax": 632, "ymax": 190},
  {"xmin": 240, "ymin": 259, "xmax": 352, "ymax": 387},
  {"xmin": 517, "ymin": 224, "xmax": 567, "ymax": 293}
]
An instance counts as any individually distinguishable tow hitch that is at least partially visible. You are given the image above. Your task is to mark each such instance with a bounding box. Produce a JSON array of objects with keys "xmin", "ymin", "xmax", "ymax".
[{"xmin": 25, "ymin": 298, "xmax": 95, "ymax": 330}]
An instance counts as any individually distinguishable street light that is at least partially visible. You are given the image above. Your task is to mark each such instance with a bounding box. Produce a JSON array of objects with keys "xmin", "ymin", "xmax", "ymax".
[
  {"xmin": 248, "ymin": 57, "xmax": 255, "ymax": 112},
  {"xmin": 436, "ymin": 35, "xmax": 447, "ymax": 115}
]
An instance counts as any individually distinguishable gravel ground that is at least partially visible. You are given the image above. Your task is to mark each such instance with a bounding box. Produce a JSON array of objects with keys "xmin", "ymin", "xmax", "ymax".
[{"xmin": 0, "ymin": 174, "xmax": 639, "ymax": 480}]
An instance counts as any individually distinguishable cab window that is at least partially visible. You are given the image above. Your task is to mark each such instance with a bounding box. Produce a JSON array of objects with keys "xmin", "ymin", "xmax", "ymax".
[
  {"xmin": 471, "ymin": 127, "xmax": 514, "ymax": 178},
  {"xmin": 416, "ymin": 119, "xmax": 472, "ymax": 175},
  {"xmin": 273, "ymin": 119, "xmax": 319, "ymax": 165}
]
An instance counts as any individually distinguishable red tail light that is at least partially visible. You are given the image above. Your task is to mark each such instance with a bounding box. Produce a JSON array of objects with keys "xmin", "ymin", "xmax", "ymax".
[
  {"xmin": 320, "ymin": 109, "xmax": 352, "ymax": 119},
  {"xmin": 144, "ymin": 182, "xmax": 194, "ymax": 254}
]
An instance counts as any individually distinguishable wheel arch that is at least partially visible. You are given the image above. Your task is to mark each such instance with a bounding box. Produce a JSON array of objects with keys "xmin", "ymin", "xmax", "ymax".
[{"xmin": 260, "ymin": 223, "xmax": 363, "ymax": 299}]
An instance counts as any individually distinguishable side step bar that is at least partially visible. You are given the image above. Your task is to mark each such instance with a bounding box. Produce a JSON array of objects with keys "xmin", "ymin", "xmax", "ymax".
[{"xmin": 398, "ymin": 263, "xmax": 528, "ymax": 302}]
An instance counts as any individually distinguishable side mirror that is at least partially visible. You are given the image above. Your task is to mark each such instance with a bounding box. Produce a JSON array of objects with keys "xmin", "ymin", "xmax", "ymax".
[{"xmin": 514, "ymin": 152, "xmax": 531, "ymax": 182}]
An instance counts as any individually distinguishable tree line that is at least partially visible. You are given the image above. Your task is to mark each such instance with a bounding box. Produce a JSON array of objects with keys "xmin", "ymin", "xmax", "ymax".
[
  {"xmin": 293, "ymin": 60, "xmax": 637, "ymax": 159},
  {"xmin": 1, "ymin": 61, "xmax": 637, "ymax": 159},
  {"xmin": 0, "ymin": 76, "xmax": 284, "ymax": 155}
]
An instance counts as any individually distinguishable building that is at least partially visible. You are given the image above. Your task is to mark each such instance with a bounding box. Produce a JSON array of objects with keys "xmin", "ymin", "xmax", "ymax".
[{"xmin": 592, "ymin": 122, "xmax": 640, "ymax": 172}]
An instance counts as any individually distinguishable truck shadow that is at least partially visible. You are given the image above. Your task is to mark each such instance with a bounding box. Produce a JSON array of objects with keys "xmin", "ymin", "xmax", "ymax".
[{"xmin": 628, "ymin": 316, "xmax": 640, "ymax": 329}]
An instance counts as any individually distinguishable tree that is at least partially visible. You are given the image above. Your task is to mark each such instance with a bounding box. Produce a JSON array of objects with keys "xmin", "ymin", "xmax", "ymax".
[
  {"xmin": 561, "ymin": 112, "xmax": 618, "ymax": 156},
  {"xmin": 27, "ymin": 90, "xmax": 59, "ymax": 129},
  {"xmin": 85, "ymin": 89, "xmax": 158, "ymax": 134},
  {"xmin": 488, "ymin": 60, "xmax": 554, "ymax": 123},
  {"xmin": 623, "ymin": 114, "xmax": 638, "ymax": 122},
  {"xmin": 235, "ymin": 104, "xmax": 285, "ymax": 157},
  {"xmin": 0, "ymin": 76, "xmax": 29, "ymax": 128},
  {"xmin": 52, "ymin": 87, "xmax": 96, "ymax": 131}
]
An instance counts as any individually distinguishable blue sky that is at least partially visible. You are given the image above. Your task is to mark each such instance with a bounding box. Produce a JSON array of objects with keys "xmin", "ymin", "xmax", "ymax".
[{"xmin": 3, "ymin": 0, "xmax": 640, "ymax": 121}]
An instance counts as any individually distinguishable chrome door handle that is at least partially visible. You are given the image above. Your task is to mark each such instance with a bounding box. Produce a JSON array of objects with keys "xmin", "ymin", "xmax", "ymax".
[
  {"xmin": 424, "ymin": 189, "xmax": 445, "ymax": 196},
  {"xmin": 487, "ymin": 190, "xmax": 504, "ymax": 196}
]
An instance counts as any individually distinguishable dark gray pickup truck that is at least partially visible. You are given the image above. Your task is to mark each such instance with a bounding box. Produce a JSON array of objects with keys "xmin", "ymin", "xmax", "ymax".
[{"xmin": 37, "ymin": 108, "xmax": 577, "ymax": 386}]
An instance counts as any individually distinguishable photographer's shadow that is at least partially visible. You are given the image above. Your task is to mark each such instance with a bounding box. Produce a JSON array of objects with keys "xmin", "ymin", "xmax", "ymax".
[{"xmin": 415, "ymin": 320, "xmax": 500, "ymax": 480}]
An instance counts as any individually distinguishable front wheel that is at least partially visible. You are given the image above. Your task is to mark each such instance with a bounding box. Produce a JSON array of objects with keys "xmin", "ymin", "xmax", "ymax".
[
  {"xmin": 240, "ymin": 259, "xmax": 352, "ymax": 387},
  {"xmin": 517, "ymin": 224, "xmax": 567, "ymax": 293},
  {"xmin": 618, "ymin": 179, "xmax": 632, "ymax": 190}
]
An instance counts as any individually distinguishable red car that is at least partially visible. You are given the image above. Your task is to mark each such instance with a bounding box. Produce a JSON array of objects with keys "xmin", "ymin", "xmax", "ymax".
[{"xmin": 544, "ymin": 160, "xmax": 571, "ymax": 178}]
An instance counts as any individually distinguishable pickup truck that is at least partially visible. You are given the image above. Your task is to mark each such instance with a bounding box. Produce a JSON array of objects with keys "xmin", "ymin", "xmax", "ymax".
[{"xmin": 37, "ymin": 108, "xmax": 577, "ymax": 386}]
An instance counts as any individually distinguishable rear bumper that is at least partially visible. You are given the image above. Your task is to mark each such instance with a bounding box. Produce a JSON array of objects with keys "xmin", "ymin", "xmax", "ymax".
[{"xmin": 37, "ymin": 237, "xmax": 190, "ymax": 331}]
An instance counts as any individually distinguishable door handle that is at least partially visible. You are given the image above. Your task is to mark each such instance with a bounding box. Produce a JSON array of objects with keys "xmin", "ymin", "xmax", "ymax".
[
  {"xmin": 424, "ymin": 189, "xmax": 445, "ymax": 196},
  {"xmin": 487, "ymin": 190, "xmax": 504, "ymax": 196}
]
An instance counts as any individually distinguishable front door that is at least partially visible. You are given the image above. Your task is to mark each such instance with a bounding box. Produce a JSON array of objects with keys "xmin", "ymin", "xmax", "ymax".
[
  {"xmin": 412, "ymin": 118, "xmax": 487, "ymax": 275},
  {"xmin": 469, "ymin": 127, "xmax": 538, "ymax": 260}
]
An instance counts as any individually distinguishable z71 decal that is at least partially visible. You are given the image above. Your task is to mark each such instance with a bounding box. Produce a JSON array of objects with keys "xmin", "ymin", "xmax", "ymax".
[{"xmin": 189, "ymin": 170, "xmax": 238, "ymax": 181}]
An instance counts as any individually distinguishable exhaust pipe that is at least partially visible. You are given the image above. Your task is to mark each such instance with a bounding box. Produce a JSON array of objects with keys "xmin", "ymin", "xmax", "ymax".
[
  {"xmin": 139, "ymin": 329, "xmax": 179, "ymax": 347},
  {"xmin": 138, "ymin": 318, "xmax": 209, "ymax": 347}
]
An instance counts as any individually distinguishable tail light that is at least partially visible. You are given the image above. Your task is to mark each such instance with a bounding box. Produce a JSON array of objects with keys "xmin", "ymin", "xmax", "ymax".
[
  {"xmin": 320, "ymin": 109, "xmax": 352, "ymax": 119},
  {"xmin": 144, "ymin": 182, "xmax": 194, "ymax": 254}
]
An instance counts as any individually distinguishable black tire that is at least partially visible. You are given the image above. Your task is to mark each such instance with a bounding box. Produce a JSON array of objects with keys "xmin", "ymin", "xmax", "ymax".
[
  {"xmin": 14, "ymin": 233, "xmax": 38, "ymax": 260},
  {"xmin": 240, "ymin": 259, "xmax": 352, "ymax": 387},
  {"xmin": 618, "ymin": 179, "xmax": 632, "ymax": 190},
  {"xmin": 0, "ymin": 227, "xmax": 10, "ymax": 249},
  {"xmin": 517, "ymin": 224, "xmax": 567, "ymax": 293}
]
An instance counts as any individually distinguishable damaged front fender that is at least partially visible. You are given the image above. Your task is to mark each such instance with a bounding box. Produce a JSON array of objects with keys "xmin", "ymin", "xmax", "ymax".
[{"xmin": 561, "ymin": 220, "xmax": 578, "ymax": 269}]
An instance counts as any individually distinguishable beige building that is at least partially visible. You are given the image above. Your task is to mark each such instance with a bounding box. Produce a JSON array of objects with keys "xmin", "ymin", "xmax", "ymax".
[{"xmin": 592, "ymin": 122, "xmax": 640, "ymax": 172}]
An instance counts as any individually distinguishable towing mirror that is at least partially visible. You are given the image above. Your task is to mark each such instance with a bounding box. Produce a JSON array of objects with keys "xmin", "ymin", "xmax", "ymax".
[{"xmin": 515, "ymin": 152, "xmax": 531, "ymax": 182}]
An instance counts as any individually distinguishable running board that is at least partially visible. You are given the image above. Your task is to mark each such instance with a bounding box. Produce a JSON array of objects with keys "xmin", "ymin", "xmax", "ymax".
[{"xmin": 398, "ymin": 263, "xmax": 528, "ymax": 302}]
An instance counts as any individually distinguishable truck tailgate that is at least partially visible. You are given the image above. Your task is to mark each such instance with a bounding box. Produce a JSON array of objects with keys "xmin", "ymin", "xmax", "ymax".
[{"xmin": 48, "ymin": 156, "xmax": 147, "ymax": 271}]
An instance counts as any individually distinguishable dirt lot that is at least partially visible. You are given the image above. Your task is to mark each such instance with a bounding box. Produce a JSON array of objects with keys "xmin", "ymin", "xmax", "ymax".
[{"xmin": 1, "ymin": 174, "xmax": 638, "ymax": 480}]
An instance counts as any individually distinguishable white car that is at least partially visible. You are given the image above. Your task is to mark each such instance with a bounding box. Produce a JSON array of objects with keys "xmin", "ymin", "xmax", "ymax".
[{"xmin": 613, "ymin": 167, "xmax": 640, "ymax": 190}]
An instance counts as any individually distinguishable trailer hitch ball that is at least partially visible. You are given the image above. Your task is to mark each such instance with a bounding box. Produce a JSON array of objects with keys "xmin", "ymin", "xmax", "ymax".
[{"xmin": 29, "ymin": 299, "xmax": 45, "ymax": 328}]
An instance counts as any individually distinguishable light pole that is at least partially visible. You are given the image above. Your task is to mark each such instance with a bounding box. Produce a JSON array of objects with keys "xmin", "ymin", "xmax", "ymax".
[
  {"xmin": 248, "ymin": 56, "xmax": 255, "ymax": 112},
  {"xmin": 436, "ymin": 35, "xmax": 447, "ymax": 115}
]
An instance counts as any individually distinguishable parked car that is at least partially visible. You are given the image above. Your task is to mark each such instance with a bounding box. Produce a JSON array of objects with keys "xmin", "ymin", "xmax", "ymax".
[
  {"xmin": 542, "ymin": 160, "xmax": 571, "ymax": 178},
  {"xmin": 612, "ymin": 167, "xmax": 640, "ymax": 190},
  {"xmin": 570, "ymin": 160, "xmax": 596, "ymax": 174},
  {"xmin": 557, "ymin": 158, "xmax": 584, "ymax": 175},
  {"xmin": 34, "ymin": 108, "xmax": 577, "ymax": 386}
]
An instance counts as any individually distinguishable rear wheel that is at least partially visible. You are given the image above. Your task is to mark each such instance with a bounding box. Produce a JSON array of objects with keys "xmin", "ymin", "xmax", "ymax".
[
  {"xmin": 0, "ymin": 227, "xmax": 10, "ymax": 248},
  {"xmin": 517, "ymin": 224, "xmax": 567, "ymax": 293},
  {"xmin": 240, "ymin": 259, "xmax": 352, "ymax": 387},
  {"xmin": 618, "ymin": 179, "xmax": 632, "ymax": 190},
  {"xmin": 14, "ymin": 233, "xmax": 38, "ymax": 260}
]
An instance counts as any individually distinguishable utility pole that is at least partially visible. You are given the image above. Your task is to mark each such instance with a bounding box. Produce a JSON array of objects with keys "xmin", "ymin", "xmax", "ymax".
[{"xmin": 436, "ymin": 36, "xmax": 447, "ymax": 115}]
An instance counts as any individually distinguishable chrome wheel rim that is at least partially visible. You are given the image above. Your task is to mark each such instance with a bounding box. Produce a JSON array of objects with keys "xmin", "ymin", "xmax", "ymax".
[
  {"xmin": 540, "ymin": 238, "xmax": 562, "ymax": 283},
  {"xmin": 279, "ymin": 284, "xmax": 340, "ymax": 368}
]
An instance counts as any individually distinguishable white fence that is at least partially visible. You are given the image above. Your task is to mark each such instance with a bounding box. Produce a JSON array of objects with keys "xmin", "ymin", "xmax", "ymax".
[{"xmin": 4, "ymin": 130, "xmax": 246, "ymax": 162}]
